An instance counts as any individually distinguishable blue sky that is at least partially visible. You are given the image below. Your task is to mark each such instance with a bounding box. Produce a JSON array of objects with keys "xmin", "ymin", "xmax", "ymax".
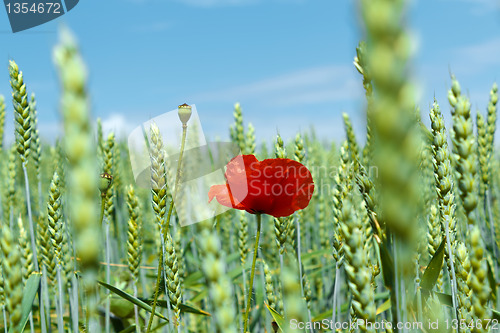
[{"xmin": 0, "ymin": 0, "xmax": 500, "ymax": 146}]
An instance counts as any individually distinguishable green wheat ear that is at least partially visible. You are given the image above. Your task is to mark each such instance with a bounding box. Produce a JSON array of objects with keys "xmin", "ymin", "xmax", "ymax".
[
  {"xmin": 17, "ymin": 216, "xmax": 34, "ymax": 283},
  {"xmin": 230, "ymin": 102, "xmax": 245, "ymax": 152},
  {"xmin": 149, "ymin": 123, "xmax": 167, "ymax": 233},
  {"xmin": 477, "ymin": 112, "xmax": 489, "ymax": 199},
  {"xmin": 164, "ymin": 232, "xmax": 182, "ymax": 322},
  {"xmin": 29, "ymin": 93, "xmax": 41, "ymax": 178},
  {"xmin": 1, "ymin": 222, "xmax": 23, "ymax": 329},
  {"xmin": 342, "ymin": 112, "xmax": 359, "ymax": 163},
  {"xmin": 354, "ymin": 41, "xmax": 374, "ymax": 166},
  {"xmin": 449, "ymin": 76, "xmax": 478, "ymax": 226},
  {"xmin": 468, "ymin": 226, "xmax": 491, "ymax": 326},
  {"xmin": 103, "ymin": 132, "xmax": 116, "ymax": 219},
  {"xmin": 54, "ymin": 28, "xmax": 100, "ymax": 305},
  {"xmin": 0, "ymin": 95, "xmax": 5, "ymax": 152},
  {"xmin": 39, "ymin": 214, "xmax": 56, "ymax": 286},
  {"xmin": 96, "ymin": 117, "xmax": 104, "ymax": 158},
  {"xmin": 238, "ymin": 211, "xmax": 249, "ymax": 265},
  {"xmin": 6, "ymin": 145, "xmax": 17, "ymax": 223},
  {"xmin": 274, "ymin": 133, "xmax": 291, "ymax": 253},
  {"xmin": 339, "ymin": 193, "xmax": 376, "ymax": 329},
  {"xmin": 263, "ymin": 259, "xmax": 276, "ymax": 310},
  {"xmin": 486, "ymin": 82, "xmax": 498, "ymax": 157},
  {"xmin": 429, "ymin": 100, "xmax": 459, "ymax": 316},
  {"xmin": 9, "ymin": 60, "xmax": 31, "ymax": 164},
  {"xmin": 245, "ymin": 122, "xmax": 256, "ymax": 155},
  {"xmin": 126, "ymin": 184, "xmax": 141, "ymax": 282},
  {"xmin": 361, "ymin": 0, "xmax": 422, "ymax": 247},
  {"xmin": 47, "ymin": 171, "xmax": 63, "ymax": 264}
]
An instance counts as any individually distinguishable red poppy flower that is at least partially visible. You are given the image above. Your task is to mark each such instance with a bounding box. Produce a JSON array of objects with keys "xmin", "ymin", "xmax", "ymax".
[{"xmin": 208, "ymin": 154, "xmax": 314, "ymax": 217}]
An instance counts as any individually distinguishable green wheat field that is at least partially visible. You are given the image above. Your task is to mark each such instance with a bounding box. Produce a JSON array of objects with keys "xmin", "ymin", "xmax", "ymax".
[{"xmin": 0, "ymin": 1, "xmax": 499, "ymax": 333}]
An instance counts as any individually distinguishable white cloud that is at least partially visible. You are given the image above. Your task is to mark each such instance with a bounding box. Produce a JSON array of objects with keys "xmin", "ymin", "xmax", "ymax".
[
  {"xmin": 438, "ymin": 0, "xmax": 500, "ymax": 14},
  {"xmin": 458, "ymin": 37, "xmax": 500, "ymax": 64},
  {"xmin": 192, "ymin": 65, "xmax": 362, "ymax": 107},
  {"xmin": 448, "ymin": 37, "xmax": 500, "ymax": 75},
  {"xmin": 101, "ymin": 113, "xmax": 137, "ymax": 138}
]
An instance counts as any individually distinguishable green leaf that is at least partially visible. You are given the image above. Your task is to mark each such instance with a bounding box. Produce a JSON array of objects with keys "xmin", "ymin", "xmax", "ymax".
[
  {"xmin": 190, "ymin": 289, "xmax": 208, "ymax": 303},
  {"xmin": 183, "ymin": 271, "xmax": 204, "ymax": 287},
  {"xmin": 301, "ymin": 248, "xmax": 331, "ymax": 262},
  {"xmin": 421, "ymin": 236, "xmax": 446, "ymax": 291},
  {"xmin": 375, "ymin": 291, "xmax": 390, "ymax": 301},
  {"xmin": 491, "ymin": 308, "xmax": 500, "ymax": 321},
  {"xmin": 118, "ymin": 325, "xmax": 137, "ymax": 333},
  {"xmin": 486, "ymin": 255, "xmax": 497, "ymax": 301},
  {"xmin": 140, "ymin": 299, "xmax": 210, "ymax": 316},
  {"xmin": 378, "ymin": 240, "xmax": 394, "ymax": 291},
  {"xmin": 97, "ymin": 280, "xmax": 168, "ymax": 321},
  {"xmin": 179, "ymin": 303, "xmax": 210, "ymax": 316},
  {"xmin": 150, "ymin": 321, "xmax": 169, "ymax": 332},
  {"xmin": 433, "ymin": 292, "xmax": 453, "ymax": 307},
  {"xmin": 265, "ymin": 303, "xmax": 284, "ymax": 332},
  {"xmin": 110, "ymin": 296, "xmax": 135, "ymax": 318},
  {"xmin": 376, "ymin": 299, "xmax": 391, "ymax": 315},
  {"xmin": 306, "ymin": 262, "xmax": 336, "ymax": 279},
  {"xmin": 12, "ymin": 272, "xmax": 41, "ymax": 333},
  {"xmin": 311, "ymin": 303, "xmax": 350, "ymax": 322}
]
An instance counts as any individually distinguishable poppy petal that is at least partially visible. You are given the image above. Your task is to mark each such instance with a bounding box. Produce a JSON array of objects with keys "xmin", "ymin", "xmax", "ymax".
[
  {"xmin": 209, "ymin": 154, "xmax": 314, "ymax": 217},
  {"xmin": 208, "ymin": 184, "xmax": 247, "ymax": 210},
  {"xmin": 225, "ymin": 155, "xmax": 257, "ymax": 204}
]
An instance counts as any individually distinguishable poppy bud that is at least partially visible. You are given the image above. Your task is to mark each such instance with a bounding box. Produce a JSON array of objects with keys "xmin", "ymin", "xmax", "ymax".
[
  {"xmin": 99, "ymin": 172, "xmax": 113, "ymax": 195},
  {"xmin": 178, "ymin": 103, "xmax": 192, "ymax": 125}
]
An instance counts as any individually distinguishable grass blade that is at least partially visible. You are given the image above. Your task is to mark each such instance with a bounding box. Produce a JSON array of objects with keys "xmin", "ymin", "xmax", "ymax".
[
  {"xmin": 265, "ymin": 303, "xmax": 283, "ymax": 332},
  {"xmin": 12, "ymin": 273, "xmax": 41, "ymax": 333},
  {"xmin": 97, "ymin": 280, "xmax": 168, "ymax": 321},
  {"xmin": 421, "ymin": 236, "xmax": 446, "ymax": 291}
]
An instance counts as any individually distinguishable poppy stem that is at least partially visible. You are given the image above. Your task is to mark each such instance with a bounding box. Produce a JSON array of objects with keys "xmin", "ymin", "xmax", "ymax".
[
  {"xmin": 99, "ymin": 195, "xmax": 106, "ymax": 226},
  {"xmin": 243, "ymin": 213, "xmax": 262, "ymax": 333}
]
